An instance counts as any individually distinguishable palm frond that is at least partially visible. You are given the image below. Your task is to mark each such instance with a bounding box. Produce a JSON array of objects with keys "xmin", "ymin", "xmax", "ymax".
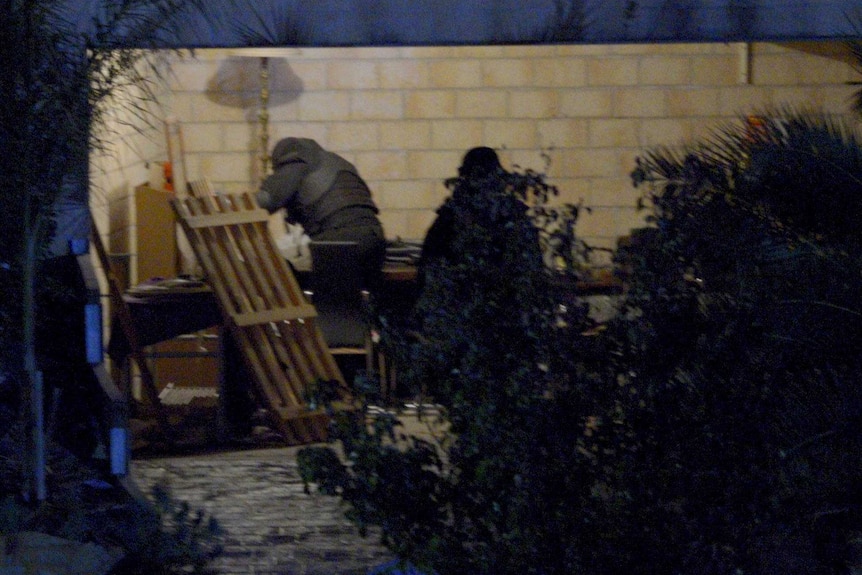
[
  {"xmin": 846, "ymin": 11, "xmax": 862, "ymax": 116},
  {"xmin": 231, "ymin": 3, "xmax": 314, "ymax": 47},
  {"xmin": 86, "ymin": 0, "xmax": 211, "ymax": 49},
  {"xmin": 534, "ymin": 0, "xmax": 590, "ymax": 43},
  {"xmin": 0, "ymin": 0, "xmax": 216, "ymax": 377},
  {"xmin": 633, "ymin": 107, "xmax": 862, "ymax": 283},
  {"xmin": 82, "ymin": 1, "xmax": 220, "ymax": 157}
]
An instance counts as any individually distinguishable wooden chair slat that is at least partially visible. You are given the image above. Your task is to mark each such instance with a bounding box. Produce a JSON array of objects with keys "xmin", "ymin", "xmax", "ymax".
[{"xmin": 170, "ymin": 193, "xmax": 352, "ymax": 444}]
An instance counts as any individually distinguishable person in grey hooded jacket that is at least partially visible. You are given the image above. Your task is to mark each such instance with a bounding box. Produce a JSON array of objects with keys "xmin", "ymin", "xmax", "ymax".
[{"xmin": 256, "ymin": 137, "xmax": 386, "ymax": 287}]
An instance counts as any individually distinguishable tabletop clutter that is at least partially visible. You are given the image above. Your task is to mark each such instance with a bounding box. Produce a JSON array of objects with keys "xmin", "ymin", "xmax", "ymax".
[
  {"xmin": 383, "ymin": 239, "xmax": 423, "ymax": 265},
  {"xmin": 276, "ymin": 223, "xmax": 312, "ymax": 270},
  {"xmin": 276, "ymin": 224, "xmax": 423, "ymax": 272}
]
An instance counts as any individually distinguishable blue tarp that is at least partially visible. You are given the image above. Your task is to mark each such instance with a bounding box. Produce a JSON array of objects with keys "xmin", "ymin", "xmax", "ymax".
[
  {"xmin": 369, "ymin": 560, "xmax": 431, "ymax": 575},
  {"xmin": 69, "ymin": 1, "xmax": 862, "ymax": 50}
]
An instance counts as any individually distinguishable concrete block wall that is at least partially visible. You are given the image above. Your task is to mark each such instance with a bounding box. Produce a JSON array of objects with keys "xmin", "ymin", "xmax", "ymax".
[
  {"xmin": 93, "ymin": 41, "xmax": 860, "ymax": 266},
  {"xmin": 89, "ymin": 80, "xmax": 166, "ymax": 290}
]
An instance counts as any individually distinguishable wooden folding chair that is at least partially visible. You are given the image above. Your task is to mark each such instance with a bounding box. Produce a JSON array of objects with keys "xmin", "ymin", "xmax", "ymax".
[{"xmin": 170, "ymin": 192, "xmax": 352, "ymax": 444}]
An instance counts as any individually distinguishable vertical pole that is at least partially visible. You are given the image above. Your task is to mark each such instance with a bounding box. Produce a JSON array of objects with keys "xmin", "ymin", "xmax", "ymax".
[
  {"xmin": 31, "ymin": 370, "xmax": 46, "ymax": 501},
  {"xmin": 22, "ymin": 218, "xmax": 45, "ymax": 502},
  {"xmin": 259, "ymin": 56, "xmax": 271, "ymax": 184},
  {"xmin": 737, "ymin": 42, "xmax": 752, "ymax": 85}
]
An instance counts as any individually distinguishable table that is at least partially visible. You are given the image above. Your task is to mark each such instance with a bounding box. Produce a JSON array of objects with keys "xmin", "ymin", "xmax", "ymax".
[
  {"xmin": 108, "ymin": 287, "xmax": 221, "ymax": 360},
  {"xmin": 109, "ymin": 263, "xmax": 619, "ymax": 361},
  {"xmin": 108, "ymin": 264, "xmax": 420, "ymax": 418},
  {"xmin": 109, "ymin": 263, "xmax": 621, "ymax": 416}
]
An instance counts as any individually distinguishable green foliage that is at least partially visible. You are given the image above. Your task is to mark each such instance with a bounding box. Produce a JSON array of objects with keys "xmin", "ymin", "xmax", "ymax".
[
  {"xmin": 301, "ymin": 110, "xmax": 862, "ymax": 575},
  {"xmin": 1, "ymin": 0, "xmax": 217, "ymax": 497},
  {"xmin": 599, "ymin": 109, "xmax": 862, "ymax": 573},
  {"xmin": 0, "ymin": 0, "xmax": 210, "ymax": 357},
  {"xmin": 0, "ymin": 4, "xmax": 223, "ymax": 573},
  {"xmin": 848, "ymin": 13, "xmax": 862, "ymax": 118},
  {"xmin": 510, "ymin": 153, "xmax": 597, "ymax": 276},
  {"xmin": 0, "ymin": 0, "xmax": 75, "ymax": 369},
  {"xmin": 0, "ymin": 415, "xmax": 223, "ymax": 573},
  {"xmin": 300, "ymin": 166, "xmax": 600, "ymax": 575},
  {"xmin": 0, "ymin": 1, "xmax": 215, "ymax": 466},
  {"xmin": 298, "ymin": 412, "xmax": 447, "ymax": 557},
  {"xmin": 404, "ymin": 170, "xmax": 555, "ymax": 409},
  {"xmin": 110, "ymin": 484, "xmax": 224, "ymax": 575}
]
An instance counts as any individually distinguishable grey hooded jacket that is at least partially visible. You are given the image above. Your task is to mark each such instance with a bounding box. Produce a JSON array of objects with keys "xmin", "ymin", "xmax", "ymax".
[{"xmin": 256, "ymin": 138, "xmax": 379, "ymax": 237}]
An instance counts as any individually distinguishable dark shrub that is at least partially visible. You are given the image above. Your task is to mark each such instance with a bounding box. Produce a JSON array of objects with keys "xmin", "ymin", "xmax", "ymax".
[{"xmin": 301, "ymin": 110, "xmax": 862, "ymax": 575}]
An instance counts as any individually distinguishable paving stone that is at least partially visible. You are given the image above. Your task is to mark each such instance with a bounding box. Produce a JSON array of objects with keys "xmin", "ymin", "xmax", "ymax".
[{"xmin": 131, "ymin": 446, "xmax": 394, "ymax": 575}]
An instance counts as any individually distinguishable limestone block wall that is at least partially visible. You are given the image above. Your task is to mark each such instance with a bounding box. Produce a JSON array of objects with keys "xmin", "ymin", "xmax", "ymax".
[
  {"xmin": 88, "ymin": 76, "xmax": 167, "ymax": 289},
  {"xmin": 93, "ymin": 41, "xmax": 860, "ymax": 266}
]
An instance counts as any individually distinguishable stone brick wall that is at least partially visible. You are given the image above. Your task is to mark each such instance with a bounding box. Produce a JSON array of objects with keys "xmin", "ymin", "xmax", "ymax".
[{"xmin": 93, "ymin": 41, "xmax": 860, "ymax": 261}]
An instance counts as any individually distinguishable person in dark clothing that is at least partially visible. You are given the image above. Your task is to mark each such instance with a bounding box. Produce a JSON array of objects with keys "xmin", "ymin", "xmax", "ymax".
[
  {"xmin": 256, "ymin": 137, "xmax": 386, "ymax": 287},
  {"xmin": 386, "ymin": 146, "xmax": 550, "ymax": 402},
  {"xmin": 417, "ymin": 146, "xmax": 512, "ymax": 290}
]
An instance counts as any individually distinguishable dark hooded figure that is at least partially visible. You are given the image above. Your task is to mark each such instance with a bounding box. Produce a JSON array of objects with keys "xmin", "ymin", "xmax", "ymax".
[
  {"xmin": 387, "ymin": 146, "xmax": 549, "ymax": 401},
  {"xmin": 418, "ymin": 146, "xmax": 507, "ymax": 275},
  {"xmin": 257, "ymin": 137, "xmax": 386, "ymax": 287}
]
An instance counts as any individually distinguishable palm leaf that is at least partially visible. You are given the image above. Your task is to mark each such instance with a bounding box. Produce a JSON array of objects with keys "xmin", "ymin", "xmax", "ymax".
[{"xmin": 847, "ymin": 9, "xmax": 862, "ymax": 116}]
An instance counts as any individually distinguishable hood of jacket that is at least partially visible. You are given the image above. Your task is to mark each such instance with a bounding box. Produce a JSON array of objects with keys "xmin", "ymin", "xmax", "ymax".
[
  {"xmin": 270, "ymin": 137, "xmax": 324, "ymax": 170},
  {"xmin": 259, "ymin": 137, "xmax": 364, "ymax": 221}
]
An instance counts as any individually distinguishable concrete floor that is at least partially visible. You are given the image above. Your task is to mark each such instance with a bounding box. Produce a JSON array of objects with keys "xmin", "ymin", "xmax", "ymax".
[{"xmin": 129, "ymin": 409, "xmax": 443, "ymax": 575}]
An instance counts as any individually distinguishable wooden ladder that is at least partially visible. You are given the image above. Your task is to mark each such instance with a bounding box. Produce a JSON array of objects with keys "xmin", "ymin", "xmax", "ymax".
[
  {"xmin": 89, "ymin": 214, "xmax": 173, "ymax": 440},
  {"xmin": 170, "ymin": 192, "xmax": 351, "ymax": 444}
]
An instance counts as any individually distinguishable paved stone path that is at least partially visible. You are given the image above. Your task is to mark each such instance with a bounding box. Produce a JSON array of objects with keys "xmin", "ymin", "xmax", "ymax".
[{"xmin": 131, "ymin": 445, "xmax": 395, "ymax": 575}]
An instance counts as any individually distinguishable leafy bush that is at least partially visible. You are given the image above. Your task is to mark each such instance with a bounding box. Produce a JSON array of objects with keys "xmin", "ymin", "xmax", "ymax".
[
  {"xmin": 597, "ymin": 109, "xmax": 862, "ymax": 574},
  {"xmin": 300, "ymin": 109, "xmax": 862, "ymax": 575},
  {"xmin": 0, "ymin": 419, "xmax": 223, "ymax": 574},
  {"xmin": 299, "ymin": 165, "xmax": 600, "ymax": 575},
  {"xmin": 108, "ymin": 484, "xmax": 224, "ymax": 575}
]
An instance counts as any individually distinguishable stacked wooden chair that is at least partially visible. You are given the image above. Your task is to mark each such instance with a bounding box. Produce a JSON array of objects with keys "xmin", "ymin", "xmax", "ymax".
[{"xmin": 170, "ymin": 188, "xmax": 352, "ymax": 444}]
